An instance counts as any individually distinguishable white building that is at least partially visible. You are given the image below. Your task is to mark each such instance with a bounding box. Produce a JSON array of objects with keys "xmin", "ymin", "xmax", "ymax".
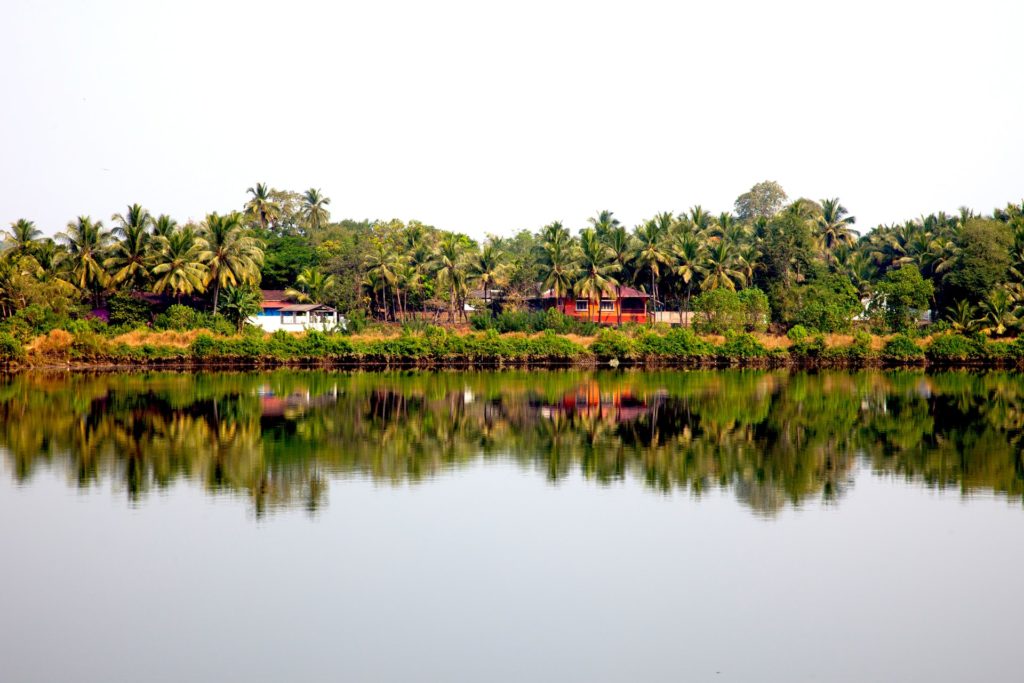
[{"xmin": 248, "ymin": 290, "xmax": 344, "ymax": 333}]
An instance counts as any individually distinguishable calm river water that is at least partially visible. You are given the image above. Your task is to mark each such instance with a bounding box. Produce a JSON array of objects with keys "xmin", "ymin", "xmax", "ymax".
[{"xmin": 1, "ymin": 369, "xmax": 1022, "ymax": 682}]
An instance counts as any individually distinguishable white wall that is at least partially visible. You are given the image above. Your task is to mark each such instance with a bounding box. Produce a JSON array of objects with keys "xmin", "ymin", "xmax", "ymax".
[{"xmin": 248, "ymin": 311, "xmax": 345, "ymax": 333}]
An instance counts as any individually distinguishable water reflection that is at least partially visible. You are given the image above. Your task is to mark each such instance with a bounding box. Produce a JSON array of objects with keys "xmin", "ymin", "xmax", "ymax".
[{"xmin": 2, "ymin": 370, "xmax": 1023, "ymax": 516}]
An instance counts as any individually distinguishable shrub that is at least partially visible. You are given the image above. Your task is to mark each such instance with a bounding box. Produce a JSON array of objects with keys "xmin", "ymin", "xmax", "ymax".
[
  {"xmin": 190, "ymin": 334, "xmax": 217, "ymax": 359},
  {"xmin": 789, "ymin": 333, "xmax": 827, "ymax": 360},
  {"xmin": 589, "ymin": 329, "xmax": 635, "ymax": 360},
  {"xmin": 0, "ymin": 333, "xmax": 25, "ymax": 362},
  {"xmin": 155, "ymin": 304, "xmax": 201, "ymax": 331},
  {"xmin": 792, "ymin": 275, "xmax": 862, "ymax": 333},
  {"xmin": 33, "ymin": 329, "xmax": 75, "ymax": 358},
  {"xmin": 107, "ymin": 295, "xmax": 152, "ymax": 327},
  {"xmin": 926, "ymin": 334, "xmax": 985, "ymax": 362},
  {"xmin": 787, "ymin": 325, "xmax": 810, "ymax": 342},
  {"xmin": 720, "ymin": 332, "xmax": 770, "ymax": 359},
  {"xmin": 635, "ymin": 328, "xmax": 712, "ymax": 359},
  {"xmin": 871, "ymin": 267, "xmax": 933, "ymax": 332},
  {"xmin": 882, "ymin": 333, "xmax": 925, "ymax": 362}
]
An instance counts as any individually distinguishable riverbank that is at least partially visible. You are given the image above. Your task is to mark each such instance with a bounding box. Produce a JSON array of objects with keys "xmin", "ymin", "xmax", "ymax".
[{"xmin": 5, "ymin": 326, "xmax": 1023, "ymax": 370}]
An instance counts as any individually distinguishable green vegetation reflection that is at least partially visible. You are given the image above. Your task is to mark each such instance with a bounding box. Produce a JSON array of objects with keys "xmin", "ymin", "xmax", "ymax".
[{"xmin": 2, "ymin": 370, "xmax": 1023, "ymax": 516}]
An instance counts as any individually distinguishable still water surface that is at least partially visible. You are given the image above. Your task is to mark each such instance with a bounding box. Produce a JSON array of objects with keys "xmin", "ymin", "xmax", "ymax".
[{"xmin": 0, "ymin": 370, "xmax": 1022, "ymax": 682}]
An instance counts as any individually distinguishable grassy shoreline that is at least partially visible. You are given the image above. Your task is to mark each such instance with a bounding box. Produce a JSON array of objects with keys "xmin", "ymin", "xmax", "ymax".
[{"xmin": 3, "ymin": 326, "xmax": 1022, "ymax": 371}]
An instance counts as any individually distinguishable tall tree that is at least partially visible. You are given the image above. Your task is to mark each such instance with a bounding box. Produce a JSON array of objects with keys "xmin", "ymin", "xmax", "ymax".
[
  {"xmin": 57, "ymin": 216, "xmax": 112, "ymax": 303},
  {"xmin": 433, "ymin": 234, "xmax": 466, "ymax": 323},
  {"xmin": 734, "ymin": 181, "xmax": 788, "ymax": 221},
  {"xmin": 3, "ymin": 219, "xmax": 43, "ymax": 258},
  {"xmin": 603, "ymin": 226, "xmax": 634, "ymax": 326},
  {"xmin": 633, "ymin": 219, "xmax": 669, "ymax": 318},
  {"xmin": 672, "ymin": 232, "xmax": 706, "ymax": 314},
  {"xmin": 199, "ymin": 212, "xmax": 264, "ymax": 313},
  {"xmin": 471, "ymin": 242, "xmax": 506, "ymax": 309},
  {"xmin": 574, "ymin": 229, "xmax": 619, "ymax": 322},
  {"xmin": 815, "ymin": 198, "xmax": 857, "ymax": 260},
  {"xmin": 105, "ymin": 220, "xmax": 151, "ymax": 291},
  {"xmin": 245, "ymin": 183, "xmax": 280, "ymax": 232},
  {"xmin": 702, "ymin": 240, "xmax": 746, "ymax": 291},
  {"xmin": 151, "ymin": 227, "xmax": 209, "ymax": 301},
  {"xmin": 301, "ymin": 188, "xmax": 331, "ymax": 233}
]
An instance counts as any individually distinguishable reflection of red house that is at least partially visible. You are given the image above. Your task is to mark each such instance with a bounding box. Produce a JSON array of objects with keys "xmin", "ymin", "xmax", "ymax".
[
  {"xmin": 539, "ymin": 383, "xmax": 654, "ymax": 423},
  {"xmin": 528, "ymin": 287, "xmax": 650, "ymax": 325}
]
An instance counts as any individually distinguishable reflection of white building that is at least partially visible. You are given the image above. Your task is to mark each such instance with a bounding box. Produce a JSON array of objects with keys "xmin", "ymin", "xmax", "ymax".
[{"xmin": 249, "ymin": 290, "xmax": 345, "ymax": 333}]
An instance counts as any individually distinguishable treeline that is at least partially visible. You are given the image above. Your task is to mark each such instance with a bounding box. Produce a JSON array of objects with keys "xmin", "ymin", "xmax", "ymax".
[{"xmin": 3, "ymin": 180, "xmax": 1024, "ymax": 339}]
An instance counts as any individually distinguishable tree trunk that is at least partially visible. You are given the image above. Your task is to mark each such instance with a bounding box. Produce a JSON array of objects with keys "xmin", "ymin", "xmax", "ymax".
[
  {"xmin": 616, "ymin": 284, "xmax": 622, "ymax": 328},
  {"xmin": 212, "ymin": 280, "xmax": 220, "ymax": 314}
]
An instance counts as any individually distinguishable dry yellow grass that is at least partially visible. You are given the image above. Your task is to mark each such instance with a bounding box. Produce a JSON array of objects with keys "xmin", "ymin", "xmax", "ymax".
[
  {"xmin": 111, "ymin": 328, "xmax": 208, "ymax": 348},
  {"xmin": 27, "ymin": 329, "xmax": 74, "ymax": 356}
]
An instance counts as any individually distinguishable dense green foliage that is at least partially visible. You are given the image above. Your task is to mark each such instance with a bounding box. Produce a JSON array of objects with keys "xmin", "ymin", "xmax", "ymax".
[{"xmin": 3, "ymin": 182, "xmax": 1024, "ymax": 348}]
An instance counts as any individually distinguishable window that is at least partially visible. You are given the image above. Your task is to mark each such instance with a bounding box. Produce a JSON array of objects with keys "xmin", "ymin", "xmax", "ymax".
[
  {"xmin": 600, "ymin": 299, "xmax": 614, "ymax": 312},
  {"xmin": 575, "ymin": 299, "xmax": 588, "ymax": 312}
]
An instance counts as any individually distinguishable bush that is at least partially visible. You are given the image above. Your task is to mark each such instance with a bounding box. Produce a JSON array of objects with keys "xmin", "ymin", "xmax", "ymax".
[
  {"xmin": 0, "ymin": 332, "xmax": 25, "ymax": 362},
  {"xmin": 107, "ymin": 295, "xmax": 152, "ymax": 327},
  {"xmin": 792, "ymin": 275, "xmax": 862, "ymax": 333},
  {"xmin": 589, "ymin": 329, "xmax": 635, "ymax": 360},
  {"xmin": 787, "ymin": 325, "xmax": 810, "ymax": 342},
  {"xmin": 155, "ymin": 304, "xmax": 201, "ymax": 331},
  {"xmin": 635, "ymin": 328, "xmax": 713, "ymax": 359},
  {"xmin": 926, "ymin": 333, "xmax": 985, "ymax": 362},
  {"xmin": 33, "ymin": 329, "xmax": 75, "ymax": 358},
  {"xmin": 720, "ymin": 332, "xmax": 770, "ymax": 359},
  {"xmin": 882, "ymin": 333, "xmax": 925, "ymax": 362},
  {"xmin": 789, "ymin": 333, "xmax": 827, "ymax": 360}
]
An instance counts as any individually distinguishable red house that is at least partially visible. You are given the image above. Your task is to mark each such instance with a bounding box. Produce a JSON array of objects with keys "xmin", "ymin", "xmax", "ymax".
[{"xmin": 528, "ymin": 286, "xmax": 650, "ymax": 324}]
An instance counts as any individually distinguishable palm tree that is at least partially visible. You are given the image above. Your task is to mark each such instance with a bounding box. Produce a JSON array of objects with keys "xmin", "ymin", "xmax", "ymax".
[
  {"xmin": 364, "ymin": 241, "xmax": 402, "ymax": 320},
  {"xmin": 151, "ymin": 214, "xmax": 177, "ymax": 239},
  {"xmin": 245, "ymin": 183, "xmax": 280, "ymax": 232},
  {"xmin": 702, "ymin": 240, "xmax": 746, "ymax": 291},
  {"xmin": 105, "ymin": 221, "xmax": 150, "ymax": 291},
  {"xmin": 220, "ymin": 285, "xmax": 262, "ymax": 333},
  {"xmin": 112, "ymin": 203, "xmax": 152, "ymax": 234},
  {"xmin": 632, "ymin": 219, "xmax": 669, "ymax": 319},
  {"xmin": 301, "ymin": 188, "xmax": 331, "ymax": 233},
  {"xmin": 574, "ymin": 229, "xmax": 619, "ymax": 322},
  {"xmin": 604, "ymin": 226, "xmax": 634, "ymax": 326},
  {"xmin": 816, "ymin": 198, "xmax": 857, "ymax": 260},
  {"xmin": 57, "ymin": 216, "xmax": 112, "ymax": 304},
  {"xmin": 471, "ymin": 242, "xmax": 506, "ymax": 309},
  {"xmin": 946, "ymin": 300, "xmax": 976, "ymax": 333},
  {"xmin": 433, "ymin": 234, "xmax": 466, "ymax": 323},
  {"xmin": 3, "ymin": 219, "xmax": 43, "ymax": 258},
  {"xmin": 285, "ymin": 267, "xmax": 336, "ymax": 304},
  {"xmin": 151, "ymin": 227, "xmax": 209, "ymax": 301},
  {"xmin": 975, "ymin": 288, "xmax": 1021, "ymax": 337},
  {"xmin": 588, "ymin": 210, "xmax": 621, "ymax": 241},
  {"xmin": 199, "ymin": 212, "xmax": 264, "ymax": 313},
  {"xmin": 672, "ymin": 232, "xmax": 706, "ymax": 315},
  {"xmin": 539, "ymin": 235, "xmax": 577, "ymax": 304},
  {"xmin": 688, "ymin": 205, "xmax": 713, "ymax": 234}
]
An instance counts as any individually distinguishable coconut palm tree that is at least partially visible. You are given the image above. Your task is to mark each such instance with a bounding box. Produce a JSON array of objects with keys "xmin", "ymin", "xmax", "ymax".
[
  {"xmin": 539, "ymin": 235, "xmax": 577, "ymax": 303},
  {"xmin": 975, "ymin": 288, "xmax": 1021, "ymax": 337},
  {"xmin": 364, "ymin": 241, "xmax": 402, "ymax": 320},
  {"xmin": 604, "ymin": 226, "xmax": 634, "ymax": 327},
  {"xmin": 574, "ymin": 229, "xmax": 619, "ymax": 322},
  {"xmin": 300, "ymin": 188, "xmax": 331, "ymax": 233},
  {"xmin": 946, "ymin": 300, "xmax": 977, "ymax": 333},
  {"xmin": 151, "ymin": 214, "xmax": 177, "ymax": 239},
  {"xmin": 471, "ymin": 242, "xmax": 506, "ymax": 309},
  {"xmin": 433, "ymin": 234, "xmax": 467, "ymax": 323},
  {"xmin": 3, "ymin": 219, "xmax": 43, "ymax": 258},
  {"xmin": 112, "ymin": 203, "xmax": 152, "ymax": 234},
  {"xmin": 588, "ymin": 210, "xmax": 621, "ymax": 241},
  {"xmin": 105, "ymin": 221, "xmax": 151, "ymax": 291},
  {"xmin": 702, "ymin": 240, "xmax": 746, "ymax": 291},
  {"xmin": 199, "ymin": 211, "xmax": 264, "ymax": 313},
  {"xmin": 285, "ymin": 267, "xmax": 336, "ymax": 304},
  {"xmin": 688, "ymin": 205, "xmax": 713, "ymax": 234},
  {"xmin": 816, "ymin": 198, "xmax": 858, "ymax": 260},
  {"xmin": 57, "ymin": 216, "xmax": 112, "ymax": 303},
  {"xmin": 672, "ymin": 232, "xmax": 706, "ymax": 314},
  {"xmin": 245, "ymin": 183, "xmax": 280, "ymax": 232},
  {"xmin": 150, "ymin": 227, "xmax": 209, "ymax": 301},
  {"xmin": 632, "ymin": 219, "xmax": 669, "ymax": 317},
  {"xmin": 220, "ymin": 284, "xmax": 262, "ymax": 333}
]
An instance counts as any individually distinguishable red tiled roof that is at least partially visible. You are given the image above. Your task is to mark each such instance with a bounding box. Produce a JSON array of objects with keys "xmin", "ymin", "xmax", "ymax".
[{"xmin": 533, "ymin": 286, "xmax": 650, "ymax": 299}]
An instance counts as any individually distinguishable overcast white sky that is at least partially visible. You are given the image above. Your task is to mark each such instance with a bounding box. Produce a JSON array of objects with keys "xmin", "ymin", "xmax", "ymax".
[{"xmin": 2, "ymin": 0, "xmax": 1022, "ymax": 239}]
